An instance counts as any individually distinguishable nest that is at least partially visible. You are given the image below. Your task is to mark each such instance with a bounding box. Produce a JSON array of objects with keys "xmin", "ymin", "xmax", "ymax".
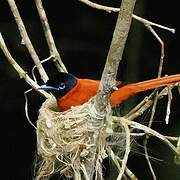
[{"xmin": 35, "ymin": 96, "xmax": 126, "ymax": 180}]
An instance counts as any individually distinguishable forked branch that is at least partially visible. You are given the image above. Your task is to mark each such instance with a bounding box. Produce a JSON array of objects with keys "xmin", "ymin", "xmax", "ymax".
[
  {"xmin": 7, "ymin": 0, "xmax": 49, "ymax": 82},
  {"xmin": 34, "ymin": 0, "xmax": 68, "ymax": 73},
  {"xmin": 0, "ymin": 33, "xmax": 50, "ymax": 98}
]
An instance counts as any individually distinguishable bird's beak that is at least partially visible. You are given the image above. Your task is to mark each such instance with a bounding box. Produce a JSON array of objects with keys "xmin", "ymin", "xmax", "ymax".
[{"xmin": 39, "ymin": 84, "xmax": 58, "ymax": 91}]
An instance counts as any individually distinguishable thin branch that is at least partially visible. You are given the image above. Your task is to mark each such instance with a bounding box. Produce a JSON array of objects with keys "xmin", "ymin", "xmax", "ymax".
[
  {"xmin": 127, "ymin": 86, "xmax": 174, "ymax": 121},
  {"xmin": 34, "ymin": 0, "xmax": 68, "ymax": 73},
  {"xmin": 125, "ymin": 167, "xmax": 138, "ymax": 180},
  {"xmin": 145, "ymin": 25, "xmax": 164, "ymax": 78},
  {"xmin": 148, "ymin": 96, "xmax": 158, "ymax": 127},
  {"xmin": 128, "ymin": 98, "xmax": 153, "ymax": 121},
  {"xmin": 78, "ymin": 0, "xmax": 175, "ymax": 33},
  {"xmin": 143, "ymin": 25, "xmax": 165, "ymax": 178},
  {"xmin": 0, "ymin": 32, "xmax": 50, "ymax": 98},
  {"xmin": 7, "ymin": 0, "xmax": 49, "ymax": 82},
  {"xmin": 164, "ymin": 136, "xmax": 179, "ymax": 141},
  {"xmin": 143, "ymin": 139, "xmax": 157, "ymax": 180},
  {"xmin": 117, "ymin": 121, "xmax": 131, "ymax": 180},
  {"xmin": 165, "ymin": 85, "xmax": 173, "ymax": 124},
  {"xmin": 125, "ymin": 91, "xmax": 157, "ymax": 118},
  {"xmin": 78, "ymin": 0, "xmax": 119, "ymax": 13},
  {"xmin": 132, "ymin": 14, "xmax": 175, "ymax": 34},
  {"xmin": 113, "ymin": 117, "xmax": 180, "ymax": 156},
  {"xmin": 107, "ymin": 147, "xmax": 121, "ymax": 171}
]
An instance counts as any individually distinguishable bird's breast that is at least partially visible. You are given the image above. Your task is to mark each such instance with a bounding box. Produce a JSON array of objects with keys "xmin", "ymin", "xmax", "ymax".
[{"xmin": 57, "ymin": 79, "xmax": 99, "ymax": 111}]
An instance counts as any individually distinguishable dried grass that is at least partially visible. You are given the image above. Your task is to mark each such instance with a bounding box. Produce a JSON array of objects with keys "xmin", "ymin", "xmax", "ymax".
[{"xmin": 35, "ymin": 97, "xmax": 124, "ymax": 180}]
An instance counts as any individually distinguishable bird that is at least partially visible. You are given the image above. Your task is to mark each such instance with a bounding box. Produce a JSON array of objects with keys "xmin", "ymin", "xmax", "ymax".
[{"xmin": 40, "ymin": 72, "xmax": 180, "ymax": 112}]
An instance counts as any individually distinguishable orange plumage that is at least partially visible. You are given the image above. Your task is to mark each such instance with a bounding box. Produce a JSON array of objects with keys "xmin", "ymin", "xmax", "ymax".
[{"xmin": 40, "ymin": 73, "xmax": 180, "ymax": 112}]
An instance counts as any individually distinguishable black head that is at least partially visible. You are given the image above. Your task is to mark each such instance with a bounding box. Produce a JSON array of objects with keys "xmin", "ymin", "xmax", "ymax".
[{"xmin": 40, "ymin": 72, "xmax": 77, "ymax": 98}]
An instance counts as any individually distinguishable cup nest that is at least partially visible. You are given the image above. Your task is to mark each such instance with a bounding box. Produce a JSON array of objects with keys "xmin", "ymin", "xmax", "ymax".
[{"xmin": 35, "ymin": 96, "xmax": 126, "ymax": 180}]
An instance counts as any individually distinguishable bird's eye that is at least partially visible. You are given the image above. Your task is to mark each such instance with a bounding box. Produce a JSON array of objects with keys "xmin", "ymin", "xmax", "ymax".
[{"xmin": 58, "ymin": 82, "xmax": 66, "ymax": 90}]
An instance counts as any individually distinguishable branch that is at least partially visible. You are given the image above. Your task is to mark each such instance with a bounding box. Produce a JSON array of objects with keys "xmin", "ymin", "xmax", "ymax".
[
  {"xmin": 92, "ymin": 0, "xmax": 136, "ymax": 120},
  {"xmin": 126, "ymin": 86, "xmax": 176, "ymax": 121},
  {"xmin": 78, "ymin": 0, "xmax": 175, "ymax": 33},
  {"xmin": 165, "ymin": 85, "xmax": 173, "ymax": 124},
  {"xmin": 144, "ymin": 139, "xmax": 157, "ymax": 180},
  {"xmin": 0, "ymin": 33, "xmax": 50, "ymax": 98},
  {"xmin": 125, "ymin": 167, "xmax": 138, "ymax": 180},
  {"xmin": 113, "ymin": 117, "xmax": 180, "ymax": 157},
  {"xmin": 7, "ymin": 0, "xmax": 49, "ymax": 82},
  {"xmin": 34, "ymin": 0, "xmax": 68, "ymax": 73},
  {"xmin": 117, "ymin": 121, "xmax": 131, "ymax": 180}
]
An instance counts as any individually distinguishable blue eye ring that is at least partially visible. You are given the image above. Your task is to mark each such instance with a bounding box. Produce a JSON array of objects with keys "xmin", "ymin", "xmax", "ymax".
[{"xmin": 58, "ymin": 82, "xmax": 66, "ymax": 90}]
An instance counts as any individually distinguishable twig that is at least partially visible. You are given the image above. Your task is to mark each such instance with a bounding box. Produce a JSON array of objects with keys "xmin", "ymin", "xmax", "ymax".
[
  {"xmin": 0, "ymin": 32, "xmax": 50, "ymax": 98},
  {"xmin": 128, "ymin": 99, "xmax": 153, "ymax": 121},
  {"xmin": 132, "ymin": 14, "xmax": 175, "ymax": 34},
  {"xmin": 145, "ymin": 23, "xmax": 165, "ymax": 127},
  {"xmin": 145, "ymin": 96, "xmax": 159, "ymax": 172},
  {"xmin": 107, "ymin": 146, "xmax": 136, "ymax": 179},
  {"xmin": 125, "ymin": 97, "xmax": 150, "ymax": 118},
  {"xmin": 78, "ymin": 0, "xmax": 119, "ymax": 13},
  {"xmin": 117, "ymin": 121, "xmax": 131, "ymax": 180},
  {"xmin": 127, "ymin": 86, "xmax": 175, "ymax": 121},
  {"xmin": 34, "ymin": 0, "xmax": 68, "ymax": 73},
  {"xmin": 143, "ymin": 139, "xmax": 157, "ymax": 180},
  {"xmin": 107, "ymin": 147, "xmax": 121, "ymax": 171},
  {"xmin": 113, "ymin": 117, "xmax": 180, "ymax": 156},
  {"xmin": 164, "ymin": 136, "xmax": 179, "ymax": 141},
  {"xmin": 145, "ymin": 25, "xmax": 165, "ymax": 78},
  {"xmin": 127, "ymin": 88, "xmax": 167, "ymax": 121},
  {"xmin": 125, "ymin": 91, "xmax": 157, "ymax": 118},
  {"xmin": 125, "ymin": 167, "xmax": 138, "ymax": 180},
  {"xmin": 78, "ymin": 0, "xmax": 175, "ymax": 33},
  {"xmin": 80, "ymin": 163, "xmax": 90, "ymax": 180},
  {"xmin": 92, "ymin": 0, "xmax": 136, "ymax": 121},
  {"xmin": 165, "ymin": 85, "xmax": 173, "ymax": 124},
  {"xmin": 7, "ymin": 0, "xmax": 49, "ymax": 82},
  {"xmin": 130, "ymin": 132, "xmax": 145, "ymax": 137},
  {"xmin": 143, "ymin": 25, "xmax": 165, "ymax": 179}
]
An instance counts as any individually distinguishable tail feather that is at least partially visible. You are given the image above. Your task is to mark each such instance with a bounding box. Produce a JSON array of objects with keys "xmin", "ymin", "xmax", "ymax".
[{"xmin": 110, "ymin": 74, "xmax": 180, "ymax": 107}]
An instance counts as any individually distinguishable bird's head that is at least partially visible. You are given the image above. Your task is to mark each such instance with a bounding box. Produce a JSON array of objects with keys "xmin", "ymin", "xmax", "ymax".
[{"xmin": 40, "ymin": 72, "xmax": 77, "ymax": 98}]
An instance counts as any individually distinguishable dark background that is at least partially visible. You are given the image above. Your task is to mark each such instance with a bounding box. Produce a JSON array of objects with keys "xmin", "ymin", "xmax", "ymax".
[{"xmin": 0, "ymin": 0, "xmax": 180, "ymax": 179}]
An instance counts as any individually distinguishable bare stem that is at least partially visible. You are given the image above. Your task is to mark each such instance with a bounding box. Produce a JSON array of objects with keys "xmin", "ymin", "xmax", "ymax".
[
  {"xmin": 117, "ymin": 121, "xmax": 131, "ymax": 180},
  {"xmin": 34, "ymin": 0, "xmax": 68, "ymax": 73},
  {"xmin": 165, "ymin": 86, "xmax": 173, "ymax": 124},
  {"xmin": 143, "ymin": 25, "xmax": 165, "ymax": 178},
  {"xmin": 7, "ymin": 0, "xmax": 49, "ymax": 82},
  {"xmin": 145, "ymin": 25, "xmax": 165, "ymax": 78},
  {"xmin": 125, "ymin": 167, "xmax": 138, "ymax": 180},
  {"xmin": 125, "ymin": 91, "xmax": 157, "ymax": 118},
  {"xmin": 78, "ymin": 0, "xmax": 175, "ymax": 33},
  {"xmin": 0, "ymin": 32, "xmax": 50, "ymax": 98},
  {"xmin": 143, "ymin": 139, "xmax": 157, "ymax": 180},
  {"xmin": 132, "ymin": 14, "xmax": 175, "ymax": 34},
  {"xmin": 113, "ymin": 117, "xmax": 180, "ymax": 156},
  {"xmin": 128, "ymin": 99, "xmax": 153, "ymax": 121},
  {"xmin": 127, "ymin": 86, "xmax": 175, "ymax": 121},
  {"xmin": 164, "ymin": 136, "xmax": 179, "ymax": 141}
]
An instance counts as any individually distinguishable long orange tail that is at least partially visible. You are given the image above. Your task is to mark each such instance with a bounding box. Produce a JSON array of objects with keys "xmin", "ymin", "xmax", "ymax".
[{"xmin": 110, "ymin": 74, "xmax": 180, "ymax": 107}]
